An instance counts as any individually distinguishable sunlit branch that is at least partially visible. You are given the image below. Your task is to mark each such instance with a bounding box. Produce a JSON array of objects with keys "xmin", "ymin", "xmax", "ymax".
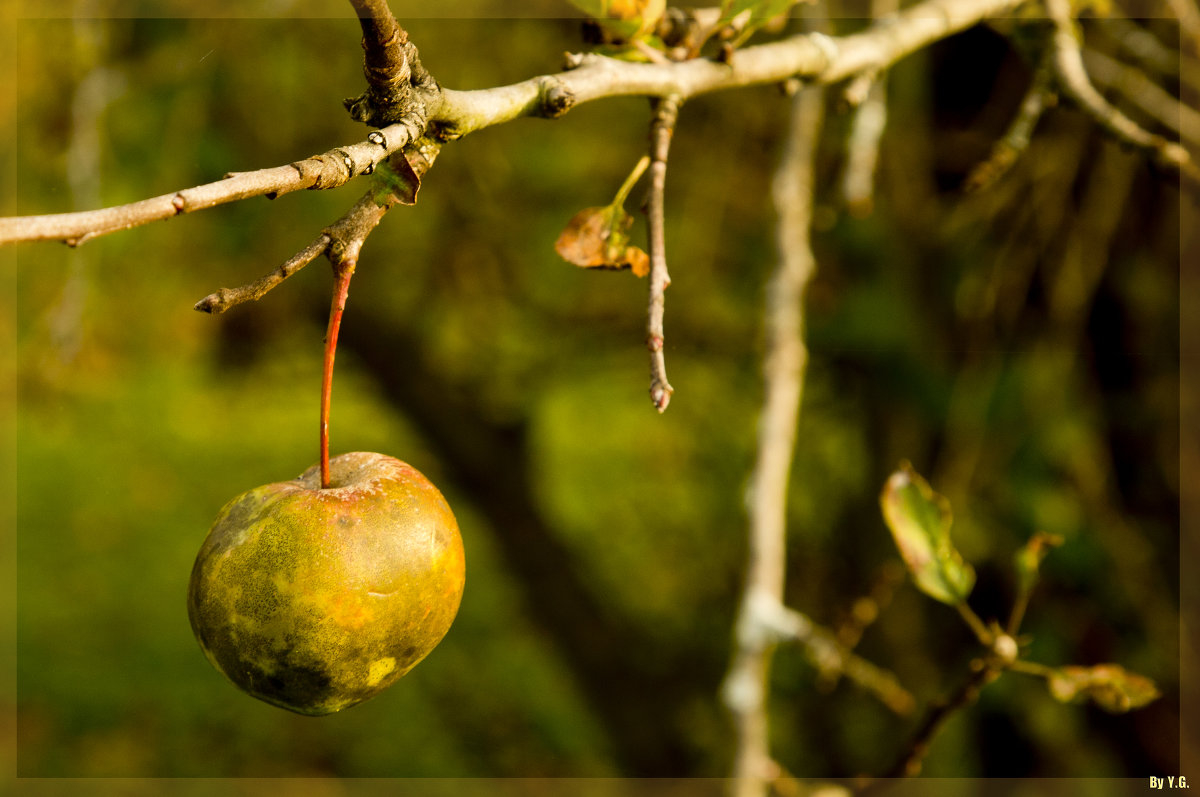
[
  {"xmin": 194, "ymin": 142, "xmax": 441, "ymax": 315},
  {"xmin": 645, "ymin": 95, "xmax": 681, "ymax": 413},
  {"xmin": 194, "ymin": 234, "xmax": 330, "ymax": 314},
  {"xmin": 432, "ymin": 0, "xmax": 1027, "ymax": 138},
  {"xmin": 0, "ymin": 125, "xmax": 420, "ymax": 246},
  {"xmin": 350, "ymin": 0, "xmax": 411, "ymax": 91},
  {"xmin": 1, "ymin": 0, "xmax": 1035, "ymax": 249}
]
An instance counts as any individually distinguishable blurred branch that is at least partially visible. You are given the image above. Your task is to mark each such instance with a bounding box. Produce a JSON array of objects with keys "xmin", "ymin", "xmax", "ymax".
[
  {"xmin": 1083, "ymin": 47, "xmax": 1200, "ymax": 149},
  {"xmin": 880, "ymin": 658, "xmax": 1002, "ymax": 779},
  {"xmin": 1162, "ymin": 0, "xmax": 1200, "ymax": 56},
  {"xmin": 1045, "ymin": 0, "xmax": 1200, "ymax": 182},
  {"xmin": 840, "ymin": 0, "xmax": 899, "ymax": 215},
  {"xmin": 645, "ymin": 95, "xmax": 681, "ymax": 413},
  {"xmin": 722, "ymin": 84, "xmax": 824, "ymax": 797},
  {"xmin": 964, "ymin": 50, "xmax": 1056, "ymax": 192},
  {"xmin": 841, "ymin": 76, "xmax": 888, "ymax": 215},
  {"xmin": 1096, "ymin": 16, "xmax": 1183, "ymax": 75},
  {"xmin": 834, "ymin": 561, "xmax": 905, "ymax": 651}
]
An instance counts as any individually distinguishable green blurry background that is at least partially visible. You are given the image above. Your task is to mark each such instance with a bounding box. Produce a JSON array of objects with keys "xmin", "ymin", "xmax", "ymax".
[{"xmin": 9, "ymin": 1, "xmax": 1182, "ymax": 784}]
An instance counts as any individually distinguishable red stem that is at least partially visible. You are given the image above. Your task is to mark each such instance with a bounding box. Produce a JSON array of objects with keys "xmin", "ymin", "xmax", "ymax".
[{"xmin": 320, "ymin": 260, "xmax": 357, "ymax": 488}]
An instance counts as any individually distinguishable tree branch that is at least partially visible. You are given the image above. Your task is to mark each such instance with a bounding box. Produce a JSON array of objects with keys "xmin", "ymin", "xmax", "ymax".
[
  {"xmin": 0, "ymin": 124, "xmax": 421, "ymax": 246},
  {"xmin": 194, "ymin": 141, "xmax": 440, "ymax": 315},
  {"xmin": 1083, "ymin": 46, "xmax": 1200, "ymax": 150},
  {"xmin": 882, "ymin": 659, "xmax": 1001, "ymax": 779},
  {"xmin": 645, "ymin": 95, "xmax": 681, "ymax": 413},
  {"xmin": 194, "ymin": 234, "xmax": 330, "ymax": 314},
  {"xmin": 1045, "ymin": 0, "xmax": 1200, "ymax": 182},
  {"xmin": 431, "ymin": 0, "xmax": 1026, "ymax": 139},
  {"xmin": 350, "ymin": 0, "xmax": 411, "ymax": 90},
  {"xmin": 722, "ymin": 84, "xmax": 824, "ymax": 797},
  {"xmin": 0, "ymin": 0, "xmax": 1033, "ymax": 248},
  {"xmin": 964, "ymin": 49, "xmax": 1056, "ymax": 192},
  {"xmin": 343, "ymin": 0, "xmax": 438, "ymax": 128}
]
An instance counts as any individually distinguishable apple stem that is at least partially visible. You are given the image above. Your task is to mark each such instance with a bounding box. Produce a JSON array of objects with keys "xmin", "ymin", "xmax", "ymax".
[{"xmin": 320, "ymin": 259, "xmax": 357, "ymax": 489}]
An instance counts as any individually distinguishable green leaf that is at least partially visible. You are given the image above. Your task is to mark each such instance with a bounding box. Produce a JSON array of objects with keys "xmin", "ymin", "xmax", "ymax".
[
  {"xmin": 1047, "ymin": 664, "xmax": 1160, "ymax": 713},
  {"xmin": 880, "ymin": 462, "xmax": 976, "ymax": 606},
  {"xmin": 1014, "ymin": 531, "xmax": 1064, "ymax": 595}
]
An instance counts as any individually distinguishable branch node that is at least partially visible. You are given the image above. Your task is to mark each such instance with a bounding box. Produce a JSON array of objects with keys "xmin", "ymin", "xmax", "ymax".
[
  {"xmin": 809, "ymin": 31, "xmax": 840, "ymax": 71},
  {"xmin": 538, "ymin": 76, "xmax": 577, "ymax": 118},
  {"xmin": 171, "ymin": 194, "xmax": 186, "ymax": 213}
]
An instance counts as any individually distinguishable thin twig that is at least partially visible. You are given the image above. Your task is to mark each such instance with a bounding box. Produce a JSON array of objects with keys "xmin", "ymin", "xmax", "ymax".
[
  {"xmin": 882, "ymin": 660, "xmax": 1001, "ymax": 779},
  {"xmin": 645, "ymin": 95, "xmax": 682, "ymax": 413},
  {"xmin": 1045, "ymin": 0, "xmax": 1199, "ymax": 182},
  {"xmin": 194, "ymin": 234, "xmax": 330, "ymax": 314},
  {"xmin": 722, "ymin": 85, "xmax": 825, "ymax": 797},
  {"xmin": 735, "ymin": 592, "xmax": 915, "ymax": 715},
  {"xmin": 193, "ymin": 142, "xmax": 440, "ymax": 315},
  {"xmin": 964, "ymin": 50, "xmax": 1056, "ymax": 193},
  {"xmin": 833, "ymin": 562, "xmax": 906, "ymax": 653},
  {"xmin": 840, "ymin": 0, "xmax": 898, "ymax": 215},
  {"xmin": 841, "ymin": 76, "xmax": 888, "ymax": 215},
  {"xmin": 956, "ymin": 601, "xmax": 994, "ymax": 645}
]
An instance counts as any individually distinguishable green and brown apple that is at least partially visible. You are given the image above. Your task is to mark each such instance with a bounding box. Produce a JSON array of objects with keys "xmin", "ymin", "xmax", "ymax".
[{"xmin": 187, "ymin": 451, "xmax": 465, "ymax": 715}]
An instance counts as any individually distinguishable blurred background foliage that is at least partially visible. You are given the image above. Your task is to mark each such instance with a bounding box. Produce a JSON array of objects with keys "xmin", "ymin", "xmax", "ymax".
[{"xmin": 9, "ymin": 0, "xmax": 1182, "ymax": 785}]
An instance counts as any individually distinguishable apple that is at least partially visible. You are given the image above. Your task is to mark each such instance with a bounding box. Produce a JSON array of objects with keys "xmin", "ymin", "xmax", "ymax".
[{"xmin": 187, "ymin": 451, "xmax": 465, "ymax": 715}]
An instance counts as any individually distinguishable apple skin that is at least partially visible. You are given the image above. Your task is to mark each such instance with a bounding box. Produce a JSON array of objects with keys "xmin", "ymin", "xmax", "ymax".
[{"xmin": 187, "ymin": 451, "xmax": 465, "ymax": 715}]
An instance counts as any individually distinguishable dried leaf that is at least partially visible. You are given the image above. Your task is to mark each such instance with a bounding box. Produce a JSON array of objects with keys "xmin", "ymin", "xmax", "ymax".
[
  {"xmin": 880, "ymin": 462, "xmax": 976, "ymax": 606},
  {"xmin": 371, "ymin": 154, "xmax": 420, "ymax": 206},
  {"xmin": 624, "ymin": 245, "xmax": 650, "ymax": 277},
  {"xmin": 1048, "ymin": 664, "xmax": 1160, "ymax": 713},
  {"xmin": 555, "ymin": 205, "xmax": 649, "ymax": 277}
]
